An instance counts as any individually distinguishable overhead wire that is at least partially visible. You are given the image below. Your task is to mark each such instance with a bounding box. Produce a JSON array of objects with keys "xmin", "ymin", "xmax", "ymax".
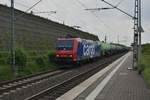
[
  {"xmin": 32, "ymin": 0, "xmax": 56, "ymax": 19},
  {"xmin": 7, "ymin": 0, "xmax": 114, "ymax": 34},
  {"xmin": 70, "ymin": 0, "xmax": 101, "ymax": 33},
  {"xmin": 48, "ymin": 0, "xmax": 73, "ymax": 24},
  {"xmin": 73, "ymin": 0, "xmax": 114, "ymax": 41},
  {"xmin": 116, "ymin": 0, "xmax": 126, "ymax": 7},
  {"xmin": 76, "ymin": 0, "xmax": 135, "ymax": 43},
  {"xmin": 13, "ymin": 0, "xmax": 43, "ymax": 19},
  {"xmin": 24, "ymin": 0, "xmax": 42, "ymax": 13},
  {"xmin": 44, "ymin": 0, "xmax": 103, "ymax": 33},
  {"xmin": 75, "ymin": 0, "xmax": 115, "ymax": 33},
  {"xmin": 8, "ymin": 0, "xmax": 133, "ymax": 39},
  {"xmin": 65, "ymin": 0, "xmax": 96, "ymax": 31},
  {"xmin": 49, "ymin": 0, "xmax": 89, "ymax": 31},
  {"xmin": 13, "ymin": 0, "xmax": 40, "ymax": 12}
]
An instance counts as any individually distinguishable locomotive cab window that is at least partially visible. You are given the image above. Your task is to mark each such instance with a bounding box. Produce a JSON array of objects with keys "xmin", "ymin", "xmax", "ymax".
[{"xmin": 56, "ymin": 40, "xmax": 73, "ymax": 50}]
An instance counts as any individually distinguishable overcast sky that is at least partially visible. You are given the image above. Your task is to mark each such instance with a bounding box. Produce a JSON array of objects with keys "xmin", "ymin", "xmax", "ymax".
[{"xmin": 0, "ymin": 0, "xmax": 149, "ymax": 46}]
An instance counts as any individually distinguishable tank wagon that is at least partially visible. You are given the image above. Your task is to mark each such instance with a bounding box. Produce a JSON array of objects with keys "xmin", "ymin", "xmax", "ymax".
[{"xmin": 55, "ymin": 37, "xmax": 127, "ymax": 64}]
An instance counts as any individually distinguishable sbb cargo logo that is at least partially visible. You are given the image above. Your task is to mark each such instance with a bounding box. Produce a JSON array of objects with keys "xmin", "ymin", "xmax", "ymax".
[{"xmin": 83, "ymin": 44, "xmax": 95, "ymax": 58}]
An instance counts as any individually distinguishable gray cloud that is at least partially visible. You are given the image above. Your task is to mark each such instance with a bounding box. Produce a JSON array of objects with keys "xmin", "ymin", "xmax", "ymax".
[{"xmin": 0, "ymin": 0, "xmax": 149, "ymax": 45}]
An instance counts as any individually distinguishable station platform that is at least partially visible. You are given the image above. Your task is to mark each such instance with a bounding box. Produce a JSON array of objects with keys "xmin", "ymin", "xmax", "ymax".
[{"xmin": 56, "ymin": 52, "xmax": 150, "ymax": 100}]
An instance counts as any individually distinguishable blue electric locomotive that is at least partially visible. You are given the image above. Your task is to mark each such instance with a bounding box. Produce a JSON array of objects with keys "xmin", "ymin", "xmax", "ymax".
[{"xmin": 55, "ymin": 38, "xmax": 101, "ymax": 63}]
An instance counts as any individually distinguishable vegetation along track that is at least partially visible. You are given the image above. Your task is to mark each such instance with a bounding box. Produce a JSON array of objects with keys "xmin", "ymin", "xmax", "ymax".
[{"xmin": 25, "ymin": 53, "xmax": 126, "ymax": 100}]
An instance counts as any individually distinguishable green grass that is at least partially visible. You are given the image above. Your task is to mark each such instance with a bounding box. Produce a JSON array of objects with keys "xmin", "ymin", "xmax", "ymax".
[
  {"xmin": 0, "ymin": 65, "xmax": 14, "ymax": 80},
  {"xmin": 0, "ymin": 60, "xmax": 57, "ymax": 81},
  {"xmin": 138, "ymin": 43, "xmax": 150, "ymax": 86},
  {"xmin": 0, "ymin": 50, "xmax": 57, "ymax": 81}
]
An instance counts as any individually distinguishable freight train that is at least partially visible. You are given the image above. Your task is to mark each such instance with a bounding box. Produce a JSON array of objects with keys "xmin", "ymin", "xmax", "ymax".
[{"xmin": 55, "ymin": 37, "xmax": 127, "ymax": 64}]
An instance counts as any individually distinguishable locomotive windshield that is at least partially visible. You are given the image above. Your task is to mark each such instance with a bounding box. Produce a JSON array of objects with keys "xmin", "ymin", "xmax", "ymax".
[{"xmin": 56, "ymin": 40, "xmax": 73, "ymax": 50}]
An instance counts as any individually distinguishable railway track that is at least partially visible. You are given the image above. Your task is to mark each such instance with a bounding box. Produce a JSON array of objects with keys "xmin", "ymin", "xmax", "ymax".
[
  {"xmin": 0, "ymin": 53, "xmax": 126, "ymax": 100},
  {"xmin": 25, "ymin": 62, "xmax": 109, "ymax": 100},
  {"xmin": 25, "ymin": 53, "xmax": 125, "ymax": 100},
  {"xmin": 0, "ymin": 69, "xmax": 58, "ymax": 87},
  {"xmin": 0, "ymin": 69, "xmax": 65, "ymax": 95}
]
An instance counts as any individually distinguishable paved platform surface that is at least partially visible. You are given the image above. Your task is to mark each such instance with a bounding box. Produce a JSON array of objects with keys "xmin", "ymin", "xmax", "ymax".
[
  {"xmin": 94, "ymin": 52, "xmax": 150, "ymax": 100},
  {"xmin": 57, "ymin": 52, "xmax": 150, "ymax": 100}
]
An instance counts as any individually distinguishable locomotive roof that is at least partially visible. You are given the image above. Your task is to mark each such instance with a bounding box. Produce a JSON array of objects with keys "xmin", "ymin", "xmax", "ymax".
[{"xmin": 57, "ymin": 38, "xmax": 94, "ymax": 42}]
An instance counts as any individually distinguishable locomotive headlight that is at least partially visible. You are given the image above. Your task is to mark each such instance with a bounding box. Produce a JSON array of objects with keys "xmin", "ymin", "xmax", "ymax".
[
  {"xmin": 56, "ymin": 54, "xmax": 59, "ymax": 57},
  {"xmin": 69, "ymin": 55, "xmax": 73, "ymax": 57}
]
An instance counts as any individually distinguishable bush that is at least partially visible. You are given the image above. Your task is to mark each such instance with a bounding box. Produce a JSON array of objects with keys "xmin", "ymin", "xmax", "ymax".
[
  {"xmin": 7, "ymin": 48, "xmax": 27, "ymax": 67},
  {"xmin": 0, "ymin": 65, "xmax": 14, "ymax": 80},
  {"xmin": 15, "ymin": 49, "xmax": 27, "ymax": 66},
  {"xmin": 138, "ymin": 44, "xmax": 150, "ymax": 86},
  {"xmin": 47, "ymin": 50, "xmax": 56, "ymax": 62},
  {"xmin": 35, "ymin": 56, "xmax": 46, "ymax": 68},
  {"xmin": 0, "ymin": 58, "xmax": 6, "ymax": 65},
  {"xmin": 0, "ymin": 53, "xmax": 2, "ymax": 58},
  {"xmin": 142, "ymin": 43, "xmax": 150, "ymax": 53},
  {"xmin": 138, "ymin": 63, "xmax": 145, "ymax": 74},
  {"xmin": 0, "ymin": 52, "xmax": 9, "ymax": 65}
]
